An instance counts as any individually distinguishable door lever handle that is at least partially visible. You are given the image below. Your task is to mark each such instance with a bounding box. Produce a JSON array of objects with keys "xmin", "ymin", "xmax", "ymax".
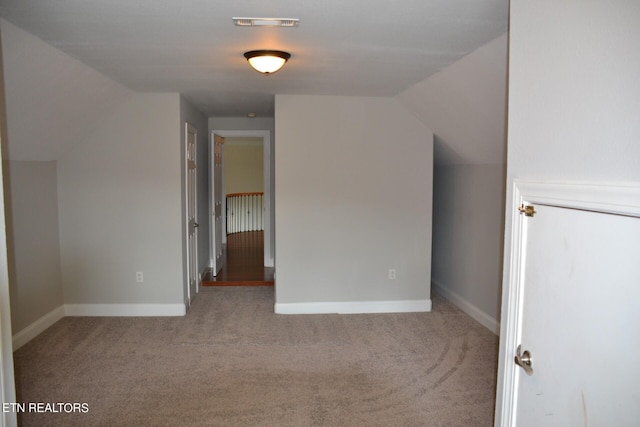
[{"xmin": 515, "ymin": 345, "xmax": 534, "ymax": 376}]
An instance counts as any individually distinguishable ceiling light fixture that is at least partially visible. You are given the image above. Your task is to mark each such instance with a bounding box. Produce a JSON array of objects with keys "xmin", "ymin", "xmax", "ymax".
[
  {"xmin": 233, "ymin": 17, "xmax": 299, "ymax": 27},
  {"xmin": 244, "ymin": 50, "xmax": 291, "ymax": 75}
]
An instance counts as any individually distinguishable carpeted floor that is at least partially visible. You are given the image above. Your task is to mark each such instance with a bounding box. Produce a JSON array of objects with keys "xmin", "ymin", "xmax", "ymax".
[{"xmin": 13, "ymin": 287, "xmax": 498, "ymax": 426}]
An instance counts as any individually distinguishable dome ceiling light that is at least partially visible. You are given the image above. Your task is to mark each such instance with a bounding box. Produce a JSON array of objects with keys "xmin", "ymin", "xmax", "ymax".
[
  {"xmin": 244, "ymin": 50, "xmax": 291, "ymax": 75},
  {"xmin": 233, "ymin": 17, "xmax": 298, "ymax": 75}
]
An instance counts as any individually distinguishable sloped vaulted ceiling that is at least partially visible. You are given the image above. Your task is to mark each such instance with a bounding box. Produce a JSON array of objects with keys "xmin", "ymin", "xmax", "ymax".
[
  {"xmin": 397, "ymin": 33, "xmax": 508, "ymax": 165},
  {"xmin": 0, "ymin": 0, "xmax": 508, "ymax": 118},
  {"xmin": 1, "ymin": 19, "xmax": 132, "ymax": 161},
  {"xmin": 0, "ymin": 0, "xmax": 509, "ymax": 162}
]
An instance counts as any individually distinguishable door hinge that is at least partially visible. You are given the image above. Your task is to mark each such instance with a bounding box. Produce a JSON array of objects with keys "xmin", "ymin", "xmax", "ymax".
[{"xmin": 518, "ymin": 204, "xmax": 536, "ymax": 217}]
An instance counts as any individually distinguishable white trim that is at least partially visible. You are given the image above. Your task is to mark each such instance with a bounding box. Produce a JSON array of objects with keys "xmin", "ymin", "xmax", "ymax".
[
  {"xmin": 432, "ymin": 280, "xmax": 499, "ymax": 335},
  {"xmin": 11, "ymin": 303, "xmax": 187, "ymax": 350},
  {"xmin": 497, "ymin": 180, "xmax": 640, "ymax": 427},
  {"xmin": 0, "ymin": 155, "xmax": 16, "ymax": 426},
  {"xmin": 515, "ymin": 181, "xmax": 640, "ymax": 217},
  {"xmin": 64, "ymin": 304, "xmax": 186, "ymax": 317},
  {"xmin": 12, "ymin": 306, "xmax": 65, "ymax": 351},
  {"xmin": 497, "ymin": 181, "xmax": 527, "ymax": 427},
  {"xmin": 274, "ymin": 299, "xmax": 431, "ymax": 315}
]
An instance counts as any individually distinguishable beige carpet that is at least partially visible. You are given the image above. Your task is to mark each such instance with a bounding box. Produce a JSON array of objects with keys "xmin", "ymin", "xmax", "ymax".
[{"xmin": 13, "ymin": 287, "xmax": 498, "ymax": 426}]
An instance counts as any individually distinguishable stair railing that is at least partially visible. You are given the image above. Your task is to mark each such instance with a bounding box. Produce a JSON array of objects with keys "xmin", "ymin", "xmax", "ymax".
[{"xmin": 226, "ymin": 192, "xmax": 264, "ymax": 234}]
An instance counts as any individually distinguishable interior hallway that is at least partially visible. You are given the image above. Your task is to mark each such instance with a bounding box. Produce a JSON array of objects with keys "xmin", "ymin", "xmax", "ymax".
[{"xmin": 202, "ymin": 231, "xmax": 274, "ymax": 286}]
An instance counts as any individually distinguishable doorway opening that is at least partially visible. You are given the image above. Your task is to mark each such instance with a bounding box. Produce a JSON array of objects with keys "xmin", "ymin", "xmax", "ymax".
[
  {"xmin": 203, "ymin": 130, "xmax": 274, "ymax": 286},
  {"xmin": 202, "ymin": 230, "xmax": 274, "ymax": 285}
]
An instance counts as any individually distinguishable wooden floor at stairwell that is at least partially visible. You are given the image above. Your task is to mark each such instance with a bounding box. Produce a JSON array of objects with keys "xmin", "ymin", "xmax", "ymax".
[{"xmin": 202, "ymin": 231, "xmax": 274, "ymax": 286}]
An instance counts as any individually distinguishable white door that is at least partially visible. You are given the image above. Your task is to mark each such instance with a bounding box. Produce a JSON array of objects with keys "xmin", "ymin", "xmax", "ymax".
[
  {"xmin": 498, "ymin": 182, "xmax": 640, "ymax": 426},
  {"xmin": 211, "ymin": 133, "xmax": 225, "ymax": 274},
  {"xmin": 185, "ymin": 123, "xmax": 198, "ymax": 304}
]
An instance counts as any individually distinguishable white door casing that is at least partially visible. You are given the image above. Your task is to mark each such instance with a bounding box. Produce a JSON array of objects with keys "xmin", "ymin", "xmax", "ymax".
[
  {"xmin": 0, "ymin": 68, "xmax": 17, "ymax": 427},
  {"xmin": 0, "ymin": 262, "xmax": 15, "ymax": 427},
  {"xmin": 185, "ymin": 123, "xmax": 198, "ymax": 305},
  {"xmin": 497, "ymin": 181, "xmax": 640, "ymax": 426}
]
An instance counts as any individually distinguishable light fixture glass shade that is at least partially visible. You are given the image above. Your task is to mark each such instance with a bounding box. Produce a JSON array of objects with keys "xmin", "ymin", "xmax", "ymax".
[{"xmin": 244, "ymin": 50, "xmax": 291, "ymax": 74}]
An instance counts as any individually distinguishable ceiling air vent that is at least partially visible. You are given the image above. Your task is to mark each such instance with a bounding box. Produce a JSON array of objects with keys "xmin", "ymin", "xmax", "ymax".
[{"xmin": 232, "ymin": 17, "xmax": 299, "ymax": 27}]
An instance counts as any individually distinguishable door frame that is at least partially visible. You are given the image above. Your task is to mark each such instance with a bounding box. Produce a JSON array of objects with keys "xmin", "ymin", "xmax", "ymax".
[
  {"xmin": 209, "ymin": 130, "xmax": 273, "ymax": 268},
  {"xmin": 0, "ymin": 165, "xmax": 16, "ymax": 427},
  {"xmin": 496, "ymin": 180, "xmax": 640, "ymax": 426}
]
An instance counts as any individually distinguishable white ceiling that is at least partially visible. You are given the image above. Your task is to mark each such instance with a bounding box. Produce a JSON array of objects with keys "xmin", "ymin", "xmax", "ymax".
[{"xmin": 0, "ymin": 0, "xmax": 508, "ymax": 117}]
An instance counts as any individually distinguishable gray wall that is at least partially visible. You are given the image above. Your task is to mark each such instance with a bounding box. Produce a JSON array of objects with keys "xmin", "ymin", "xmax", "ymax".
[
  {"xmin": 3, "ymin": 161, "xmax": 63, "ymax": 332},
  {"xmin": 58, "ymin": 93, "xmax": 185, "ymax": 306},
  {"xmin": 274, "ymin": 95, "xmax": 433, "ymax": 308},
  {"xmin": 1, "ymin": 16, "xmax": 212, "ymax": 335},
  {"xmin": 1, "ymin": 14, "xmax": 205, "ymax": 337},
  {"xmin": 496, "ymin": 0, "xmax": 640, "ymax": 422},
  {"xmin": 397, "ymin": 33, "xmax": 508, "ymax": 332},
  {"xmin": 431, "ymin": 164, "xmax": 504, "ymax": 332}
]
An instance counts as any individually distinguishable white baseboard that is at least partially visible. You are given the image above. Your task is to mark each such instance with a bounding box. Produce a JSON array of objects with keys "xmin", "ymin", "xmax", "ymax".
[
  {"xmin": 12, "ymin": 303, "xmax": 186, "ymax": 351},
  {"xmin": 12, "ymin": 306, "xmax": 65, "ymax": 351},
  {"xmin": 431, "ymin": 280, "xmax": 499, "ymax": 335},
  {"xmin": 274, "ymin": 299, "xmax": 432, "ymax": 315},
  {"xmin": 64, "ymin": 303, "xmax": 186, "ymax": 317}
]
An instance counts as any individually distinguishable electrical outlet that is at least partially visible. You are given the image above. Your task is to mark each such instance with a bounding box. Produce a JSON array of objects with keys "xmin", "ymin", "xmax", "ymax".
[
  {"xmin": 388, "ymin": 269, "xmax": 396, "ymax": 280},
  {"xmin": 136, "ymin": 271, "xmax": 144, "ymax": 283}
]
